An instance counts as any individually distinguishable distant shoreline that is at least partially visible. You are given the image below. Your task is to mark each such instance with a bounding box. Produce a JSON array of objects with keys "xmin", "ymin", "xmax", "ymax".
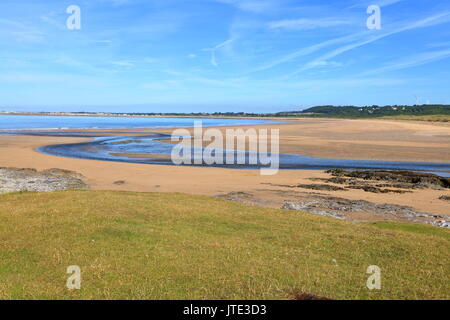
[
  {"xmin": 2, "ymin": 103, "xmax": 450, "ymax": 121},
  {"xmin": 0, "ymin": 111, "xmax": 307, "ymax": 122},
  {"xmin": 0, "ymin": 112, "xmax": 279, "ymax": 120}
]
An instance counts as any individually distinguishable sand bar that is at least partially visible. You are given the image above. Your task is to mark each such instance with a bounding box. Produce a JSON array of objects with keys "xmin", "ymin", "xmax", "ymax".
[{"xmin": 0, "ymin": 118, "xmax": 449, "ymax": 216}]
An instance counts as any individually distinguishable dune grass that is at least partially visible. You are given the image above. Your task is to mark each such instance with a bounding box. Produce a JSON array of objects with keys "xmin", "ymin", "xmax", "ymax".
[{"xmin": 0, "ymin": 190, "xmax": 448, "ymax": 300}]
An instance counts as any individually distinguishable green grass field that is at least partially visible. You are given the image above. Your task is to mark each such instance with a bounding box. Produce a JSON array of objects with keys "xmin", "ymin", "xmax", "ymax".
[{"xmin": 0, "ymin": 190, "xmax": 448, "ymax": 300}]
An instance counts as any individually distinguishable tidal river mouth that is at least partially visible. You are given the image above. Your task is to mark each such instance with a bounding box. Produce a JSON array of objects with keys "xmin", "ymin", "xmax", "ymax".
[
  {"xmin": 25, "ymin": 131, "xmax": 450, "ymax": 176},
  {"xmin": 1, "ymin": 115, "xmax": 450, "ymax": 176}
]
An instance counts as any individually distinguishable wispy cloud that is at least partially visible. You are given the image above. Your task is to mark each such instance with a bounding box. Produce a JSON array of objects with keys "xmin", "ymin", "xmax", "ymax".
[
  {"xmin": 96, "ymin": 40, "xmax": 114, "ymax": 44},
  {"xmin": 349, "ymin": 0, "xmax": 406, "ymax": 9},
  {"xmin": 214, "ymin": 0, "xmax": 280, "ymax": 13},
  {"xmin": 98, "ymin": 0, "xmax": 135, "ymax": 7},
  {"xmin": 250, "ymin": 32, "xmax": 363, "ymax": 73},
  {"xmin": 268, "ymin": 18, "xmax": 352, "ymax": 30},
  {"xmin": 292, "ymin": 12, "xmax": 450, "ymax": 75},
  {"xmin": 363, "ymin": 49, "xmax": 450, "ymax": 74},
  {"xmin": 0, "ymin": 72, "xmax": 110, "ymax": 86},
  {"xmin": 428, "ymin": 41, "xmax": 450, "ymax": 48},
  {"xmin": 1, "ymin": 0, "xmax": 450, "ymax": 109},
  {"xmin": 111, "ymin": 60, "xmax": 135, "ymax": 67},
  {"xmin": 54, "ymin": 55, "xmax": 116, "ymax": 73},
  {"xmin": 0, "ymin": 18, "xmax": 45, "ymax": 43},
  {"xmin": 204, "ymin": 38, "xmax": 237, "ymax": 67}
]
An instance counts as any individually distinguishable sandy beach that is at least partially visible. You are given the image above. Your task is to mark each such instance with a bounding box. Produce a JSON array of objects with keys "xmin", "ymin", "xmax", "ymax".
[{"xmin": 0, "ymin": 117, "xmax": 449, "ymax": 218}]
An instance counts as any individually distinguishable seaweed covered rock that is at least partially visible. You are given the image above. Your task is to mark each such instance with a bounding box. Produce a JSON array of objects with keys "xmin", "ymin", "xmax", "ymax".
[{"xmin": 327, "ymin": 169, "xmax": 450, "ymax": 189}]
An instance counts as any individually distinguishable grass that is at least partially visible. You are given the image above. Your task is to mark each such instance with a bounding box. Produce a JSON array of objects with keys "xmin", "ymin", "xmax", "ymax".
[
  {"xmin": 381, "ymin": 114, "xmax": 450, "ymax": 122},
  {"xmin": 0, "ymin": 190, "xmax": 448, "ymax": 300}
]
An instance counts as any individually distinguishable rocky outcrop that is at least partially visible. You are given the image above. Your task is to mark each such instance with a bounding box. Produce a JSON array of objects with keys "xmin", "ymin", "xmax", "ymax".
[
  {"xmin": 282, "ymin": 196, "xmax": 450, "ymax": 228},
  {"xmin": 327, "ymin": 169, "xmax": 450, "ymax": 189},
  {"xmin": 0, "ymin": 167, "xmax": 88, "ymax": 193}
]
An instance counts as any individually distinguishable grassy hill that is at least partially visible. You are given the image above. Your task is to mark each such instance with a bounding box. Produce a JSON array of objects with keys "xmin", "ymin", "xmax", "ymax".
[
  {"xmin": 0, "ymin": 190, "xmax": 448, "ymax": 300},
  {"xmin": 278, "ymin": 105, "xmax": 450, "ymax": 120}
]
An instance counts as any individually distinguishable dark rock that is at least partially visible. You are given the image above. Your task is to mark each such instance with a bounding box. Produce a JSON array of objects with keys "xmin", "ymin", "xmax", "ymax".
[
  {"xmin": 375, "ymin": 183, "xmax": 421, "ymax": 189},
  {"xmin": 327, "ymin": 169, "xmax": 450, "ymax": 189},
  {"xmin": 296, "ymin": 184, "xmax": 347, "ymax": 191},
  {"xmin": 346, "ymin": 185, "xmax": 412, "ymax": 194},
  {"xmin": 327, "ymin": 177, "xmax": 351, "ymax": 184}
]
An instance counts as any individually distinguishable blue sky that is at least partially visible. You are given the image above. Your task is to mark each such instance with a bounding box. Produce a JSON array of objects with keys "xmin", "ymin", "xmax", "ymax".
[{"xmin": 1, "ymin": 0, "xmax": 450, "ymax": 112}]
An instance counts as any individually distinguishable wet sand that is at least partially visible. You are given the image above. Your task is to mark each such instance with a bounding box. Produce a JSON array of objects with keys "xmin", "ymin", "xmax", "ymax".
[
  {"xmin": 152, "ymin": 118, "xmax": 450, "ymax": 163},
  {"xmin": 0, "ymin": 118, "xmax": 449, "ymax": 217}
]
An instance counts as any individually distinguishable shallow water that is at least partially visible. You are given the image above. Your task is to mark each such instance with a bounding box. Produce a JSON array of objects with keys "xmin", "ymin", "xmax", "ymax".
[
  {"xmin": 0, "ymin": 115, "xmax": 273, "ymax": 130},
  {"xmin": 34, "ymin": 132, "xmax": 450, "ymax": 176},
  {"xmin": 1, "ymin": 115, "xmax": 450, "ymax": 176}
]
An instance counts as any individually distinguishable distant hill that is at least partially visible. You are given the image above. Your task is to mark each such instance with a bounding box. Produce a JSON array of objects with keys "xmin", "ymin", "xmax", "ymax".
[
  {"xmin": 3, "ymin": 104, "xmax": 450, "ymax": 120},
  {"xmin": 277, "ymin": 105, "xmax": 450, "ymax": 118}
]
